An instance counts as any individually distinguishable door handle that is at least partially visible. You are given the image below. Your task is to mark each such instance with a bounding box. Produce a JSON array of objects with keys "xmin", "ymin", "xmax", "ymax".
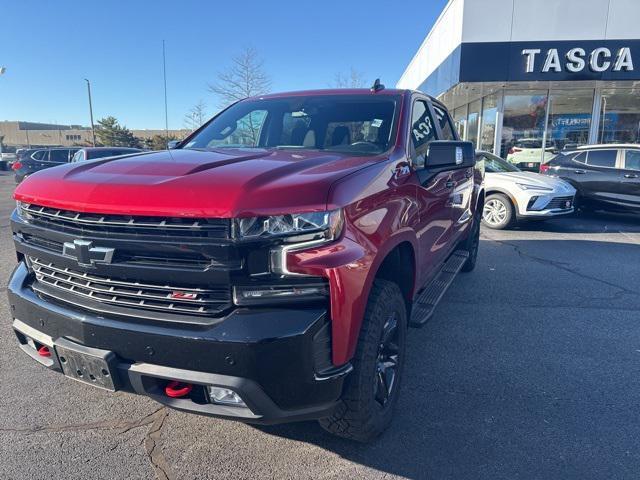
[
  {"xmin": 445, "ymin": 180, "xmax": 455, "ymax": 188},
  {"xmin": 624, "ymin": 173, "xmax": 638, "ymax": 178},
  {"xmin": 574, "ymin": 169, "xmax": 587, "ymax": 174}
]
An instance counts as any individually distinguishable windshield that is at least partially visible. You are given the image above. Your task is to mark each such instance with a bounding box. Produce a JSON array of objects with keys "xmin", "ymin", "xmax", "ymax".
[
  {"xmin": 482, "ymin": 153, "xmax": 520, "ymax": 173},
  {"xmin": 183, "ymin": 94, "xmax": 400, "ymax": 156}
]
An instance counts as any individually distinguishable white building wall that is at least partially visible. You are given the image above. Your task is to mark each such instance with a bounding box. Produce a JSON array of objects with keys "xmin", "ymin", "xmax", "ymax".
[{"xmin": 397, "ymin": 0, "xmax": 464, "ymax": 90}]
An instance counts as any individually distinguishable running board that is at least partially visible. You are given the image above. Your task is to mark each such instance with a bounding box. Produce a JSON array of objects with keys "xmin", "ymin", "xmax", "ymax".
[{"xmin": 409, "ymin": 250, "xmax": 469, "ymax": 327}]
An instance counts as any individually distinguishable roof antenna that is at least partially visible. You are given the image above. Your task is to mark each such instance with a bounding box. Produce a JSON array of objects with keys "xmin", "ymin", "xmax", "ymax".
[{"xmin": 370, "ymin": 78, "xmax": 385, "ymax": 92}]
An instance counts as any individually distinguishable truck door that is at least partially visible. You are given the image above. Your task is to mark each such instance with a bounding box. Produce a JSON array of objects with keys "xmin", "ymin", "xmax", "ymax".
[
  {"xmin": 432, "ymin": 103, "xmax": 475, "ymax": 246},
  {"xmin": 410, "ymin": 98, "xmax": 454, "ymax": 287}
]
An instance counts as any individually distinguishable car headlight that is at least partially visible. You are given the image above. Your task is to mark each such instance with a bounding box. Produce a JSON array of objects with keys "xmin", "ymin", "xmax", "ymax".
[
  {"xmin": 515, "ymin": 183, "xmax": 553, "ymax": 192},
  {"xmin": 15, "ymin": 201, "xmax": 33, "ymax": 221},
  {"xmin": 234, "ymin": 209, "xmax": 343, "ymax": 241}
]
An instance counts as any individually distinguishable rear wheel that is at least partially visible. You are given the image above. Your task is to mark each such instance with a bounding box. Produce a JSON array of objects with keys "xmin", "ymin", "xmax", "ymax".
[
  {"xmin": 482, "ymin": 193, "xmax": 514, "ymax": 230},
  {"xmin": 319, "ymin": 279, "xmax": 407, "ymax": 442}
]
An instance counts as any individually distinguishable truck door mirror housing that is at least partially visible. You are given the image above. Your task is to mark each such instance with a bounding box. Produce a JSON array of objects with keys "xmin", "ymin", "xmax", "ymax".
[
  {"xmin": 167, "ymin": 140, "xmax": 181, "ymax": 149},
  {"xmin": 425, "ymin": 141, "xmax": 475, "ymax": 169}
]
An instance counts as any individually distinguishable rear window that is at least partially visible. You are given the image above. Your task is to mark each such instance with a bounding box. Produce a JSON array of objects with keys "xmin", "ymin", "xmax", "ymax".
[
  {"xmin": 586, "ymin": 150, "xmax": 617, "ymax": 168},
  {"xmin": 49, "ymin": 150, "xmax": 69, "ymax": 162},
  {"xmin": 625, "ymin": 150, "xmax": 640, "ymax": 171}
]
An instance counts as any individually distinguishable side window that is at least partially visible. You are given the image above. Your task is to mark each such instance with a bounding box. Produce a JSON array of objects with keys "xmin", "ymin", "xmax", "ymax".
[
  {"xmin": 433, "ymin": 105, "xmax": 456, "ymax": 141},
  {"xmin": 572, "ymin": 152, "xmax": 587, "ymax": 164},
  {"xmin": 49, "ymin": 150, "xmax": 69, "ymax": 163},
  {"xmin": 586, "ymin": 150, "xmax": 617, "ymax": 168},
  {"xmin": 410, "ymin": 100, "xmax": 436, "ymax": 167},
  {"xmin": 32, "ymin": 150, "xmax": 47, "ymax": 161},
  {"xmin": 71, "ymin": 151, "xmax": 83, "ymax": 162},
  {"xmin": 625, "ymin": 150, "xmax": 640, "ymax": 171}
]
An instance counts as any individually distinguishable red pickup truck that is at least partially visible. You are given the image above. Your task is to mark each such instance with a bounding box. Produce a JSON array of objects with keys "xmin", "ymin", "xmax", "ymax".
[{"xmin": 9, "ymin": 86, "xmax": 484, "ymax": 441}]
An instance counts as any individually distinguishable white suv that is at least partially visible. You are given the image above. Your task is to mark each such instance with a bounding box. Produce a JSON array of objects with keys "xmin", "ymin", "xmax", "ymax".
[{"xmin": 478, "ymin": 151, "xmax": 576, "ymax": 229}]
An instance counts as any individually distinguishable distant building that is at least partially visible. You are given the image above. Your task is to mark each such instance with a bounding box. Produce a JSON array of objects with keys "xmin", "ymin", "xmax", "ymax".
[{"xmin": 0, "ymin": 121, "xmax": 190, "ymax": 148}]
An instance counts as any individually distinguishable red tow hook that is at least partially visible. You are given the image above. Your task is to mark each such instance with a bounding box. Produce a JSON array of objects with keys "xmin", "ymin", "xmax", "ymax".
[
  {"xmin": 164, "ymin": 381, "xmax": 193, "ymax": 398},
  {"xmin": 37, "ymin": 345, "xmax": 51, "ymax": 358}
]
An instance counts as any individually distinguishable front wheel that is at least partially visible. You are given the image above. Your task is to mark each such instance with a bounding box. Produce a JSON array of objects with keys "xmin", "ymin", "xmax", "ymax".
[
  {"xmin": 319, "ymin": 279, "xmax": 407, "ymax": 442},
  {"xmin": 482, "ymin": 193, "xmax": 515, "ymax": 230}
]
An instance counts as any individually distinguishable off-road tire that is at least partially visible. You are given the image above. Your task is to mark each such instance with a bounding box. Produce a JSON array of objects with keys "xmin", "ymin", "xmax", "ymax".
[{"xmin": 319, "ymin": 279, "xmax": 407, "ymax": 442}]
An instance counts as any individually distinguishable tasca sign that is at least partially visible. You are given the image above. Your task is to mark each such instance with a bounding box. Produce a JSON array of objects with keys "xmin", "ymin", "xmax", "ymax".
[
  {"xmin": 522, "ymin": 47, "xmax": 634, "ymax": 74},
  {"xmin": 458, "ymin": 40, "xmax": 640, "ymax": 82}
]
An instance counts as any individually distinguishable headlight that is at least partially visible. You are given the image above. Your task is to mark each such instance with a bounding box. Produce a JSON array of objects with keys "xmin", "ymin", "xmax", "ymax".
[
  {"xmin": 515, "ymin": 183, "xmax": 553, "ymax": 192},
  {"xmin": 235, "ymin": 209, "xmax": 343, "ymax": 240},
  {"xmin": 15, "ymin": 201, "xmax": 33, "ymax": 221}
]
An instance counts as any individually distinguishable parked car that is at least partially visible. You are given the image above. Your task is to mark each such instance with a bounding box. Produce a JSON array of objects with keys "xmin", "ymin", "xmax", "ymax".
[
  {"xmin": 478, "ymin": 151, "xmax": 575, "ymax": 229},
  {"xmin": 506, "ymin": 138, "xmax": 555, "ymax": 171},
  {"xmin": 9, "ymin": 87, "xmax": 484, "ymax": 442},
  {"xmin": 71, "ymin": 147, "xmax": 142, "ymax": 162},
  {"xmin": 0, "ymin": 152, "xmax": 16, "ymax": 170},
  {"xmin": 12, "ymin": 147, "xmax": 80, "ymax": 183},
  {"xmin": 540, "ymin": 144, "xmax": 640, "ymax": 212}
]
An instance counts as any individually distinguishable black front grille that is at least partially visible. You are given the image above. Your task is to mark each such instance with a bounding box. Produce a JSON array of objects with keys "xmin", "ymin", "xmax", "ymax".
[
  {"xmin": 21, "ymin": 204, "xmax": 231, "ymax": 239},
  {"xmin": 29, "ymin": 257, "xmax": 231, "ymax": 317},
  {"xmin": 545, "ymin": 196, "xmax": 573, "ymax": 210}
]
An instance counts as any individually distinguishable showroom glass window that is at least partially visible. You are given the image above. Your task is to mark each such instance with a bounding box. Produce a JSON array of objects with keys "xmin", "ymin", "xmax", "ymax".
[
  {"xmin": 453, "ymin": 106, "xmax": 467, "ymax": 140},
  {"xmin": 479, "ymin": 93, "xmax": 499, "ymax": 153},
  {"xmin": 546, "ymin": 89, "xmax": 594, "ymax": 151},
  {"xmin": 467, "ymin": 99, "xmax": 481, "ymax": 148},
  {"xmin": 598, "ymin": 88, "xmax": 640, "ymax": 144},
  {"xmin": 501, "ymin": 91, "xmax": 548, "ymax": 159}
]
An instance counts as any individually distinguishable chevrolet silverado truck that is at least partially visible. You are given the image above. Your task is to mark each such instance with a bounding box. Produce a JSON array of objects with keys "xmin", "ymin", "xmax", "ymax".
[{"xmin": 9, "ymin": 85, "xmax": 484, "ymax": 442}]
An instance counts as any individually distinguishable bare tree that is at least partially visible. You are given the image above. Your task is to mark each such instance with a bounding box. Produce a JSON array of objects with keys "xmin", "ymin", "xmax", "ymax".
[
  {"xmin": 208, "ymin": 47, "xmax": 272, "ymax": 108},
  {"xmin": 184, "ymin": 100, "xmax": 208, "ymax": 131},
  {"xmin": 333, "ymin": 68, "xmax": 367, "ymax": 88},
  {"xmin": 207, "ymin": 47, "xmax": 271, "ymax": 144}
]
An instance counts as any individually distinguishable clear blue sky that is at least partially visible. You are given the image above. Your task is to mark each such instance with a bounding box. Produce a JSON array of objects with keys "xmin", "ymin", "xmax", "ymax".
[{"xmin": 0, "ymin": 0, "xmax": 447, "ymax": 129}]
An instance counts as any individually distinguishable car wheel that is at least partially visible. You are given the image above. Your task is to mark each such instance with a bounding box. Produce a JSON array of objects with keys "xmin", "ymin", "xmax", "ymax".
[
  {"xmin": 461, "ymin": 212, "xmax": 480, "ymax": 272},
  {"xmin": 482, "ymin": 193, "xmax": 514, "ymax": 230},
  {"xmin": 319, "ymin": 279, "xmax": 407, "ymax": 442}
]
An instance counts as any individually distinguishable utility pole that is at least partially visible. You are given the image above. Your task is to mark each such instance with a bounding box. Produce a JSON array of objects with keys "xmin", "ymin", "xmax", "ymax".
[
  {"xmin": 84, "ymin": 78, "xmax": 96, "ymax": 146},
  {"xmin": 162, "ymin": 40, "xmax": 169, "ymax": 143}
]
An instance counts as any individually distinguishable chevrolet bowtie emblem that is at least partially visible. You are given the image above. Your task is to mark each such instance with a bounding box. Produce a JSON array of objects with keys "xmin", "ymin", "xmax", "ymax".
[{"xmin": 62, "ymin": 240, "xmax": 115, "ymax": 267}]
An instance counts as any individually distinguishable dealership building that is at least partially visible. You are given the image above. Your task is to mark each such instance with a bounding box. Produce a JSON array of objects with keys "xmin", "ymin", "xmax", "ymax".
[{"xmin": 398, "ymin": 0, "xmax": 640, "ymax": 159}]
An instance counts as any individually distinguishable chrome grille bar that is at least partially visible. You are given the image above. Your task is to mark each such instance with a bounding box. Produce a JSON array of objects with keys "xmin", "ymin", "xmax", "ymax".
[{"xmin": 29, "ymin": 257, "xmax": 230, "ymax": 316}]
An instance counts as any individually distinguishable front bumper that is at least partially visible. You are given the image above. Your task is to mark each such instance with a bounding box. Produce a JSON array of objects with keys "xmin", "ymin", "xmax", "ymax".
[{"xmin": 8, "ymin": 262, "xmax": 350, "ymax": 424}]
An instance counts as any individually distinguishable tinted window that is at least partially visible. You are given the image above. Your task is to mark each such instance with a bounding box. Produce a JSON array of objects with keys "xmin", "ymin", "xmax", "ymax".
[
  {"xmin": 586, "ymin": 150, "xmax": 617, "ymax": 168},
  {"xmin": 572, "ymin": 152, "xmax": 587, "ymax": 164},
  {"xmin": 32, "ymin": 150, "xmax": 47, "ymax": 160},
  {"xmin": 625, "ymin": 150, "xmax": 640, "ymax": 171},
  {"xmin": 433, "ymin": 104, "xmax": 456, "ymax": 141},
  {"xmin": 49, "ymin": 150, "xmax": 69, "ymax": 163},
  {"xmin": 410, "ymin": 100, "xmax": 436, "ymax": 161}
]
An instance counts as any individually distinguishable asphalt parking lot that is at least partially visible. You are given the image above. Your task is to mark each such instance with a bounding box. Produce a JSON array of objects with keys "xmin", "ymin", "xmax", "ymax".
[{"xmin": 0, "ymin": 171, "xmax": 639, "ymax": 480}]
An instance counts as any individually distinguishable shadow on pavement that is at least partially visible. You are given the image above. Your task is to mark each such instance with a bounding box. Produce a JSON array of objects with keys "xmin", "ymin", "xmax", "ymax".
[{"xmin": 252, "ymin": 238, "xmax": 640, "ymax": 479}]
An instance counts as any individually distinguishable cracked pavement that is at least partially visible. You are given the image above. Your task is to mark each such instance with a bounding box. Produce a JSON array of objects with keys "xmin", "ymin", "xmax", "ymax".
[{"xmin": 0, "ymin": 171, "xmax": 639, "ymax": 479}]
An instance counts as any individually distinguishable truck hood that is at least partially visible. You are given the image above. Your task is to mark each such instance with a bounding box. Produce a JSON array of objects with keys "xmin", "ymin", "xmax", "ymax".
[{"xmin": 14, "ymin": 148, "xmax": 383, "ymax": 217}]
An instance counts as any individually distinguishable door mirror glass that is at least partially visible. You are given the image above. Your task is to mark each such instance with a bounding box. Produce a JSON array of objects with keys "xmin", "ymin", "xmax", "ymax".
[{"xmin": 425, "ymin": 141, "xmax": 475, "ymax": 169}]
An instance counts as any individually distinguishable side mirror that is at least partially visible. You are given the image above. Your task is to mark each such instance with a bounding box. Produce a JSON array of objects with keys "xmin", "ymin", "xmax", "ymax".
[
  {"xmin": 425, "ymin": 141, "xmax": 475, "ymax": 169},
  {"xmin": 167, "ymin": 140, "xmax": 180, "ymax": 149}
]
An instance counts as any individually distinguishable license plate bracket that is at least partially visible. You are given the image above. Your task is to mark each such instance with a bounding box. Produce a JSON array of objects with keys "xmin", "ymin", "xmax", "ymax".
[{"xmin": 54, "ymin": 338, "xmax": 118, "ymax": 391}]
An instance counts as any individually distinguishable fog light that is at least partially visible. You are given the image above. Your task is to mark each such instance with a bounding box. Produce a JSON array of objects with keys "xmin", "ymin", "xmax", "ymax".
[
  {"xmin": 233, "ymin": 284, "xmax": 328, "ymax": 306},
  {"xmin": 207, "ymin": 386, "xmax": 246, "ymax": 407}
]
